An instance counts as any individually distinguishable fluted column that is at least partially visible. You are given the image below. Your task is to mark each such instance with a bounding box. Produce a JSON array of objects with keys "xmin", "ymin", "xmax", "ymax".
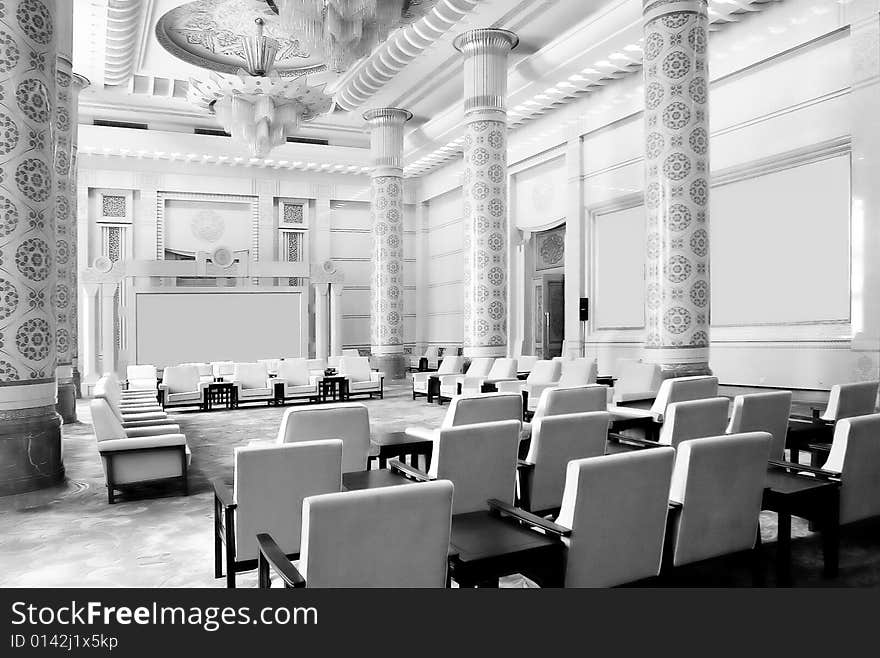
[
  {"xmin": 364, "ymin": 107, "xmax": 411, "ymax": 379},
  {"xmin": 642, "ymin": 0, "xmax": 711, "ymax": 375},
  {"xmin": 454, "ymin": 29, "xmax": 518, "ymax": 357},
  {"xmin": 0, "ymin": 0, "xmax": 63, "ymax": 494},
  {"xmin": 53, "ymin": 7, "xmax": 87, "ymax": 421},
  {"xmin": 314, "ymin": 282, "xmax": 329, "ymax": 362},
  {"xmin": 329, "ymin": 282, "xmax": 343, "ymax": 358}
]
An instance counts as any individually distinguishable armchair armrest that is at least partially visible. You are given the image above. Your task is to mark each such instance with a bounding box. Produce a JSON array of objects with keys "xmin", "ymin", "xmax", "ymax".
[
  {"xmin": 487, "ymin": 499, "xmax": 571, "ymax": 538},
  {"xmin": 437, "ymin": 374, "xmax": 460, "ymax": 386},
  {"xmin": 257, "ymin": 533, "xmax": 305, "ymax": 589},
  {"xmin": 768, "ymin": 459, "xmax": 840, "ymax": 481},
  {"xmin": 404, "ymin": 426, "xmax": 436, "ymax": 442},
  {"xmin": 411, "ymin": 372, "xmax": 430, "ymax": 384},
  {"xmin": 211, "ymin": 477, "xmax": 236, "ymax": 509},
  {"xmin": 370, "ymin": 371, "xmax": 384, "ymax": 383},
  {"xmin": 124, "ymin": 424, "xmax": 181, "ymax": 438},
  {"xmin": 97, "ymin": 434, "xmax": 186, "ymax": 453},
  {"xmin": 121, "ymin": 418, "xmax": 173, "ymax": 429},
  {"xmin": 389, "ymin": 458, "xmax": 432, "ymax": 482},
  {"xmin": 516, "ymin": 459, "xmax": 535, "ymax": 473},
  {"xmin": 607, "ymin": 432, "xmax": 659, "ymax": 449},
  {"xmin": 789, "ymin": 413, "xmax": 831, "ymax": 424},
  {"xmin": 494, "ymin": 380, "xmax": 524, "ymax": 395}
]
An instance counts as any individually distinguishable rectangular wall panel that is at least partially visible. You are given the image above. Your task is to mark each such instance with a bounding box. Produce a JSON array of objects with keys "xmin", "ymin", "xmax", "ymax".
[{"xmin": 593, "ymin": 205, "xmax": 645, "ymax": 329}]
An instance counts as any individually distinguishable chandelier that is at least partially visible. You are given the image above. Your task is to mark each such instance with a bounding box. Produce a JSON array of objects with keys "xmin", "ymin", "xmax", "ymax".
[
  {"xmin": 188, "ymin": 18, "xmax": 333, "ymax": 157},
  {"xmin": 267, "ymin": 0, "xmax": 416, "ymax": 72}
]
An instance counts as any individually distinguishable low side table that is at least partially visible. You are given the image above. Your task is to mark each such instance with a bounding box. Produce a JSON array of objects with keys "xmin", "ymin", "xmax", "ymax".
[
  {"xmin": 319, "ymin": 376, "xmax": 349, "ymax": 403},
  {"xmin": 368, "ymin": 431, "xmax": 433, "ymax": 471},
  {"xmin": 203, "ymin": 382, "xmax": 238, "ymax": 411},
  {"xmin": 426, "ymin": 375, "xmax": 441, "ymax": 403}
]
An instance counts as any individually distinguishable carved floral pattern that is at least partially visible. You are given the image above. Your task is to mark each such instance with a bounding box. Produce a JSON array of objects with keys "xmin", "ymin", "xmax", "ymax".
[{"xmin": 370, "ymin": 175, "xmax": 404, "ymax": 348}]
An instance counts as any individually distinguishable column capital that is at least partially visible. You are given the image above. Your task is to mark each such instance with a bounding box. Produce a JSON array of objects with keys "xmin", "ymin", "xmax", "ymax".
[
  {"xmin": 364, "ymin": 108, "xmax": 411, "ymax": 177},
  {"xmin": 643, "ymin": 0, "xmax": 707, "ymax": 24},
  {"xmin": 72, "ymin": 73, "xmax": 90, "ymax": 91},
  {"xmin": 453, "ymin": 28, "xmax": 519, "ymax": 56},
  {"xmin": 454, "ymin": 28, "xmax": 518, "ymax": 121}
]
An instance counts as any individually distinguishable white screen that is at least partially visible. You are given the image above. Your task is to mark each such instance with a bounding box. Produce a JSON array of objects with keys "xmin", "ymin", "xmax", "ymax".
[{"xmin": 135, "ymin": 291, "xmax": 304, "ymax": 366}]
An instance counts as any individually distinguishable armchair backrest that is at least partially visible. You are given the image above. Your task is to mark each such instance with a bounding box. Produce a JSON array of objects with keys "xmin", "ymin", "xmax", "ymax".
[
  {"xmin": 431, "ymin": 419, "xmax": 520, "ymax": 514},
  {"xmin": 234, "ymin": 440, "xmax": 342, "ymax": 562},
  {"xmin": 533, "ymin": 385, "xmax": 607, "ymax": 421},
  {"xmin": 211, "ymin": 361, "xmax": 235, "ymax": 378},
  {"xmin": 306, "ymin": 358, "xmax": 326, "ymax": 371},
  {"xmin": 299, "ymin": 480, "xmax": 453, "ymax": 588},
  {"xmin": 163, "ymin": 365, "xmax": 200, "ymax": 394},
  {"xmin": 650, "ymin": 375, "xmax": 718, "ymax": 421},
  {"xmin": 257, "ymin": 358, "xmax": 280, "ymax": 375},
  {"xmin": 90, "ymin": 398, "xmax": 126, "ymax": 442},
  {"xmin": 233, "ymin": 362, "xmax": 269, "ymax": 389},
  {"xmin": 465, "ymin": 358, "xmax": 494, "ymax": 378},
  {"xmin": 424, "ymin": 346, "xmax": 440, "ymax": 359},
  {"xmin": 342, "ymin": 348, "xmax": 361, "ymax": 358},
  {"xmin": 276, "ymin": 403, "xmax": 370, "ymax": 473},
  {"xmin": 615, "ymin": 361, "xmax": 662, "ymax": 398},
  {"xmin": 822, "ymin": 414, "xmax": 880, "ymax": 525},
  {"xmin": 556, "ymin": 449, "xmax": 675, "ymax": 587},
  {"xmin": 557, "ymin": 358, "xmax": 597, "ymax": 387},
  {"xmin": 668, "ymin": 433, "xmax": 770, "ymax": 567},
  {"xmin": 437, "ymin": 355, "xmax": 465, "ymax": 375},
  {"xmin": 516, "ymin": 355, "xmax": 538, "ymax": 373},
  {"xmin": 486, "ymin": 358, "xmax": 517, "ymax": 381},
  {"xmin": 338, "ymin": 356, "xmax": 372, "ymax": 382},
  {"xmin": 824, "ymin": 381, "xmax": 879, "ymax": 421},
  {"xmin": 276, "ymin": 358, "xmax": 311, "ymax": 386},
  {"xmin": 526, "ymin": 411, "xmax": 610, "ymax": 513},
  {"xmin": 727, "ymin": 391, "xmax": 792, "ymax": 461},
  {"xmin": 126, "ymin": 364, "xmax": 156, "ymax": 381},
  {"xmin": 527, "ymin": 360, "xmax": 562, "ymax": 386},
  {"xmin": 182, "ymin": 362, "xmax": 212, "ymax": 378},
  {"xmin": 442, "ymin": 393, "xmax": 523, "ymax": 429},
  {"xmin": 658, "ymin": 397, "xmax": 730, "ymax": 448}
]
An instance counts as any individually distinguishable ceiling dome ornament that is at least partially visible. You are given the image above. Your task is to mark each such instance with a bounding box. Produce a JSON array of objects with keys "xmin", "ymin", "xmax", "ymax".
[
  {"xmin": 189, "ymin": 72, "xmax": 333, "ymax": 157},
  {"xmin": 267, "ymin": 0, "xmax": 436, "ymax": 72}
]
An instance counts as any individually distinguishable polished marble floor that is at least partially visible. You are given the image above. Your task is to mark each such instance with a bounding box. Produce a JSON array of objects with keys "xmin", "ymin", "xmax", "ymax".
[{"xmin": 1, "ymin": 382, "xmax": 879, "ymax": 588}]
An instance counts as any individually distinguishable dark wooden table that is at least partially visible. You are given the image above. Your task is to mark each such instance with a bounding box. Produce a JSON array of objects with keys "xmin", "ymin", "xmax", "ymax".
[
  {"xmin": 319, "ymin": 376, "xmax": 349, "ymax": 403},
  {"xmin": 447, "ymin": 510, "xmax": 563, "ymax": 587},
  {"xmin": 369, "ymin": 431, "xmax": 433, "ymax": 471},
  {"xmin": 762, "ymin": 465, "xmax": 840, "ymax": 585},
  {"xmin": 342, "ymin": 468, "xmax": 414, "ymax": 492},
  {"xmin": 426, "ymin": 375, "xmax": 441, "ymax": 403},
  {"xmin": 203, "ymin": 382, "xmax": 238, "ymax": 411}
]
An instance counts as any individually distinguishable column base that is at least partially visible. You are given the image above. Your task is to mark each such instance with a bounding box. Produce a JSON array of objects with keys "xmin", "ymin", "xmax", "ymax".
[
  {"xmin": 463, "ymin": 346, "xmax": 508, "ymax": 358},
  {"xmin": 56, "ymin": 382, "xmax": 78, "ymax": 424},
  {"xmin": 0, "ymin": 408, "xmax": 64, "ymax": 496},
  {"xmin": 657, "ymin": 362, "xmax": 713, "ymax": 379},
  {"xmin": 73, "ymin": 367, "xmax": 82, "ymax": 399},
  {"xmin": 370, "ymin": 354, "xmax": 407, "ymax": 381}
]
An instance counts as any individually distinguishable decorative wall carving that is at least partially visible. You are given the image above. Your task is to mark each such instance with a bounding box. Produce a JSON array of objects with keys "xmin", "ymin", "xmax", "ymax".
[{"xmin": 535, "ymin": 224, "xmax": 565, "ymax": 271}]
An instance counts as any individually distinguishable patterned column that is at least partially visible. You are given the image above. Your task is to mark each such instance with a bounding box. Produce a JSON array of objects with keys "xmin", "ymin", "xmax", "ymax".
[
  {"xmin": 363, "ymin": 108, "xmax": 411, "ymax": 379},
  {"xmin": 642, "ymin": 0, "xmax": 711, "ymax": 375},
  {"xmin": 453, "ymin": 29, "xmax": 518, "ymax": 358},
  {"xmin": 0, "ymin": 0, "xmax": 63, "ymax": 494},
  {"xmin": 53, "ymin": 8, "xmax": 87, "ymax": 420}
]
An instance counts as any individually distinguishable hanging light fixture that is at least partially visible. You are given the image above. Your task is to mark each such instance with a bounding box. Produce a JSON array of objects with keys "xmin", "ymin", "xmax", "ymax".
[
  {"xmin": 267, "ymin": 0, "xmax": 418, "ymax": 72},
  {"xmin": 188, "ymin": 17, "xmax": 334, "ymax": 158}
]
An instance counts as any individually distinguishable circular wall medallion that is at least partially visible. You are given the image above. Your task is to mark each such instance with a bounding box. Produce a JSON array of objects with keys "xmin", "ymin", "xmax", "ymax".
[
  {"xmin": 212, "ymin": 246, "xmax": 234, "ymax": 268},
  {"xmin": 93, "ymin": 256, "xmax": 113, "ymax": 273}
]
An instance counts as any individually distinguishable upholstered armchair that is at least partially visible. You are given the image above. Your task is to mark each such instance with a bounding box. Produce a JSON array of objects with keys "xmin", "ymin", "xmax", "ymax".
[
  {"xmin": 665, "ymin": 433, "xmax": 770, "ymax": 573},
  {"xmin": 126, "ymin": 364, "xmax": 158, "ymax": 394},
  {"xmin": 557, "ymin": 358, "xmax": 598, "ymax": 388},
  {"xmin": 392, "ymin": 419, "xmax": 521, "ymax": 515},
  {"xmin": 787, "ymin": 381, "xmax": 880, "ymax": 463},
  {"xmin": 612, "ymin": 360, "xmax": 662, "ymax": 404},
  {"xmin": 518, "ymin": 411, "xmax": 610, "ymax": 515},
  {"xmin": 90, "ymin": 398, "xmax": 190, "ymax": 504},
  {"xmin": 159, "ymin": 365, "xmax": 207, "ymax": 410},
  {"xmin": 522, "ymin": 384, "xmax": 609, "ymax": 441},
  {"xmin": 656, "ymin": 398, "xmax": 730, "ymax": 448},
  {"xmin": 438, "ymin": 357, "xmax": 494, "ymax": 402},
  {"xmin": 412, "ymin": 355, "xmax": 464, "ymax": 401},
  {"xmin": 727, "ymin": 391, "xmax": 792, "ymax": 461},
  {"xmin": 276, "ymin": 403, "xmax": 371, "ymax": 473},
  {"xmin": 338, "ymin": 356, "xmax": 384, "ymax": 399},
  {"xmin": 405, "ymin": 392, "xmax": 523, "ymax": 443},
  {"xmin": 460, "ymin": 358, "xmax": 518, "ymax": 396},
  {"xmin": 257, "ymin": 481, "xmax": 454, "ymax": 588},
  {"xmin": 608, "ymin": 375, "xmax": 719, "ymax": 425},
  {"xmin": 181, "ymin": 362, "xmax": 214, "ymax": 384},
  {"xmin": 409, "ymin": 345, "xmax": 440, "ymax": 372},
  {"xmin": 212, "ymin": 440, "xmax": 343, "ymax": 588},
  {"xmin": 515, "ymin": 355, "xmax": 539, "ymax": 377},
  {"xmin": 491, "ymin": 449, "xmax": 675, "ymax": 587},
  {"xmin": 274, "ymin": 358, "xmax": 318, "ymax": 403},
  {"xmin": 495, "ymin": 359, "xmax": 562, "ymax": 414},
  {"xmin": 211, "ymin": 361, "xmax": 235, "ymax": 382},
  {"xmin": 231, "ymin": 362, "xmax": 275, "ymax": 405}
]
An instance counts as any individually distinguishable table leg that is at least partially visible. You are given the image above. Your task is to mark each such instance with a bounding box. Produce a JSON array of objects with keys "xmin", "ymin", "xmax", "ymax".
[
  {"xmin": 776, "ymin": 510, "xmax": 792, "ymax": 585},
  {"xmin": 379, "ymin": 455, "xmax": 388, "ymax": 469},
  {"xmin": 822, "ymin": 488, "xmax": 840, "ymax": 578},
  {"xmin": 424, "ymin": 448, "xmax": 432, "ymax": 473}
]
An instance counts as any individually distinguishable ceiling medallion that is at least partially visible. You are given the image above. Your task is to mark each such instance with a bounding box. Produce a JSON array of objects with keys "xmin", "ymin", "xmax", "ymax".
[{"xmin": 267, "ymin": 0, "xmax": 437, "ymax": 72}]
